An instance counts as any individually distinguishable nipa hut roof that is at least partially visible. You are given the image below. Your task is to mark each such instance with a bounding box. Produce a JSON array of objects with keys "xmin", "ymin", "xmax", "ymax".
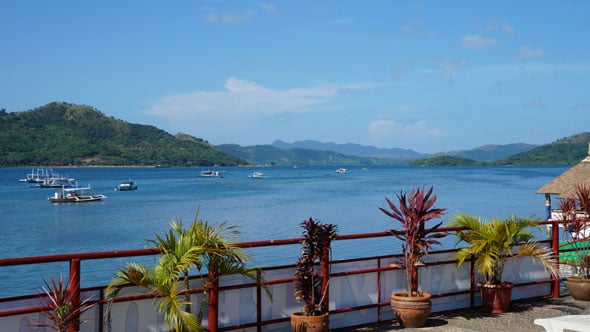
[{"xmin": 536, "ymin": 144, "xmax": 590, "ymax": 198}]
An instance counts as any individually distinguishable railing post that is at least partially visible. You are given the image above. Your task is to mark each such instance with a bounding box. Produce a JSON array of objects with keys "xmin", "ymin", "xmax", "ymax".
[
  {"xmin": 208, "ymin": 271, "xmax": 219, "ymax": 332},
  {"xmin": 69, "ymin": 258, "xmax": 81, "ymax": 332},
  {"xmin": 256, "ymin": 270, "xmax": 262, "ymax": 332},
  {"xmin": 470, "ymin": 255, "xmax": 475, "ymax": 307},
  {"xmin": 320, "ymin": 246, "xmax": 330, "ymax": 314},
  {"xmin": 551, "ymin": 218, "xmax": 561, "ymax": 298}
]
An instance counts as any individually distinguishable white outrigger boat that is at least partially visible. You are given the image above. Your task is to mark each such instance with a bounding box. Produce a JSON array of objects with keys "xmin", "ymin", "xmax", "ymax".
[{"xmin": 48, "ymin": 185, "xmax": 106, "ymax": 203}]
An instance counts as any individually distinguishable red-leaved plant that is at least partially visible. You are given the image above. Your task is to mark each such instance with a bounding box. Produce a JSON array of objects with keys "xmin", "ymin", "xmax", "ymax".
[
  {"xmin": 293, "ymin": 218, "xmax": 338, "ymax": 316},
  {"xmin": 379, "ymin": 186, "xmax": 446, "ymax": 297},
  {"xmin": 31, "ymin": 275, "xmax": 96, "ymax": 332}
]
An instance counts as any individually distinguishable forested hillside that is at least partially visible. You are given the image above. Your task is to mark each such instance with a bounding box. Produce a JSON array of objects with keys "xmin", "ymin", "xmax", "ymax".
[
  {"xmin": 0, "ymin": 102, "xmax": 244, "ymax": 166},
  {"xmin": 411, "ymin": 133, "xmax": 590, "ymax": 166},
  {"xmin": 496, "ymin": 132, "xmax": 590, "ymax": 166}
]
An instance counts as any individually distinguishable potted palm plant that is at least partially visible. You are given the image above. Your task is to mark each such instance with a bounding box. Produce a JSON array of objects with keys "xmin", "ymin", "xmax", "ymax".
[
  {"xmin": 105, "ymin": 212, "xmax": 270, "ymax": 332},
  {"xmin": 448, "ymin": 213, "xmax": 558, "ymax": 313},
  {"xmin": 558, "ymin": 183, "xmax": 590, "ymax": 301},
  {"xmin": 30, "ymin": 274, "xmax": 96, "ymax": 332},
  {"xmin": 379, "ymin": 186, "xmax": 446, "ymax": 328},
  {"xmin": 291, "ymin": 218, "xmax": 338, "ymax": 332}
]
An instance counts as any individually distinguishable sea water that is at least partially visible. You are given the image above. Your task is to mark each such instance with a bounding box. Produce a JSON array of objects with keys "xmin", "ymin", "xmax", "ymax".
[{"xmin": 0, "ymin": 165, "xmax": 567, "ymax": 297}]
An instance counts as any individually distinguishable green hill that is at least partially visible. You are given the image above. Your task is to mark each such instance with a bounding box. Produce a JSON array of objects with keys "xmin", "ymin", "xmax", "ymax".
[
  {"xmin": 495, "ymin": 132, "xmax": 590, "ymax": 166},
  {"xmin": 411, "ymin": 133, "xmax": 590, "ymax": 166},
  {"xmin": 447, "ymin": 143, "xmax": 538, "ymax": 161},
  {"xmin": 0, "ymin": 102, "xmax": 244, "ymax": 166},
  {"xmin": 409, "ymin": 155, "xmax": 480, "ymax": 166}
]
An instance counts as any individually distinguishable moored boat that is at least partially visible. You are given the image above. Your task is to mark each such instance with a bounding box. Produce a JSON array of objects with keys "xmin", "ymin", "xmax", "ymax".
[
  {"xmin": 249, "ymin": 172, "xmax": 264, "ymax": 178},
  {"xmin": 48, "ymin": 186, "xmax": 106, "ymax": 203},
  {"xmin": 335, "ymin": 168, "xmax": 348, "ymax": 174},
  {"xmin": 20, "ymin": 168, "xmax": 64, "ymax": 183},
  {"xmin": 115, "ymin": 180, "xmax": 138, "ymax": 191},
  {"xmin": 38, "ymin": 177, "xmax": 77, "ymax": 188},
  {"xmin": 200, "ymin": 170, "xmax": 221, "ymax": 178}
]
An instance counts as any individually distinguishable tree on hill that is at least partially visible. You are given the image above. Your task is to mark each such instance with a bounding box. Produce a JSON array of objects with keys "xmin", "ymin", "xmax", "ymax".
[{"xmin": 0, "ymin": 102, "xmax": 245, "ymax": 166}]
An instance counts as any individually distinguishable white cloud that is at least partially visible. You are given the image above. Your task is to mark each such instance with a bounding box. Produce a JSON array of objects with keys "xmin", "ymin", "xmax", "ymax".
[
  {"xmin": 390, "ymin": 64, "xmax": 413, "ymax": 81},
  {"xmin": 518, "ymin": 45, "xmax": 544, "ymax": 59},
  {"xmin": 501, "ymin": 23, "xmax": 515, "ymax": 35},
  {"xmin": 438, "ymin": 58, "xmax": 466, "ymax": 81},
  {"xmin": 461, "ymin": 35, "xmax": 498, "ymax": 49},
  {"xmin": 206, "ymin": 10, "xmax": 256, "ymax": 24},
  {"xmin": 489, "ymin": 22, "xmax": 516, "ymax": 36},
  {"xmin": 147, "ymin": 77, "xmax": 377, "ymax": 120},
  {"xmin": 259, "ymin": 3, "xmax": 279, "ymax": 15},
  {"xmin": 401, "ymin": 24, "xmax": 435, "ymax": 38}
]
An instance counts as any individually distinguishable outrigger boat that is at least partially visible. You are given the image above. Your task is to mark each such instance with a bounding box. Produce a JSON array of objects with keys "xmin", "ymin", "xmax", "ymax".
[
  {"xmin": 38, "ymin": 177, "xmax": 77, "ymax": 188},
  {"xmin": 48, "ymin": 185, "xmax": 106, "ymax": 203},
  {"xmin": 20, "ymin": 168, "xmax": 67, "ymax": 184}
]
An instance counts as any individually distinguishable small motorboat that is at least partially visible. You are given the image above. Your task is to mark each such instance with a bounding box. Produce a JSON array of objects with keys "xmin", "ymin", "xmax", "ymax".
[
  {"xmin": 335, "ymin": 168, "xmax": 348, "ymax": 174},
  {"xmin": 249, "ymin": 172, "xmax": 264, "ymax": 179},
  {"xmin": 115, "ymin": 180, "xmax": 138, "ymax": 191},
  {"xmin": 200, "ymin": 170, "xmax": 221, "ymax": 178}
]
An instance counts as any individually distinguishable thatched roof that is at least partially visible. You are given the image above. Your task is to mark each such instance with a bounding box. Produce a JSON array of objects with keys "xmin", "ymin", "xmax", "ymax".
[{"xmin": 536, "ymin": 144, "xmax": 590, "ymax": 198}]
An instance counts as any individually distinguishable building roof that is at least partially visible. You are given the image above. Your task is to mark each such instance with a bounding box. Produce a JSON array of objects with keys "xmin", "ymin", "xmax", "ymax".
[{"xmin": 536, "ymin": 144, "xmax": 590, "ymax": 198}]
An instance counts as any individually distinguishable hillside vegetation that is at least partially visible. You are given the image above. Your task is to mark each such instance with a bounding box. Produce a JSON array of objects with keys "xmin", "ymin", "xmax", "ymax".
[
  {"xmin": 495, "ymin": 133, "xmax": 590, "ymax": 165},
  {"xmin": 0, "ymin": 102, "xmax": 244, "ymax": 166},
  {"xmin": 411, "ymin": 132, "xmax": 590, "ymax": 166}
]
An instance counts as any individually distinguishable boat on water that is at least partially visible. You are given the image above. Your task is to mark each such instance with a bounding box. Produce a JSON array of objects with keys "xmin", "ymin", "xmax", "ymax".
[
  {"xmin": 249, "ymin": 172, "xmax": 264, "ymax": 178},
  {"xmin": 200, "ymin": 170, "xmax": 221, "ymax": 178},
  {"xmin": 115, "ymin": 180, "xmax": 138, "ymax": 191},
  {"xmin": 335, "ymin": 168, "xmax": 348, "ymax": 174},
  {"xmin": 20, "ymin": 168, "xmax": 65, "ymax": 183},
  {"xmin": 38, "ymin": 177, "xmax": 77, "ymax": 188},
  {"xmin": 48, "ymin": 186, "xmax": 106, "ymax": 203}
]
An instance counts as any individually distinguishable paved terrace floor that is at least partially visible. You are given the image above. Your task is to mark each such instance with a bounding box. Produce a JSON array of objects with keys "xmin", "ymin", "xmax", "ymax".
[{"xmin": 346, "ymin": 295, "xmax": 590, "ymax": 332}]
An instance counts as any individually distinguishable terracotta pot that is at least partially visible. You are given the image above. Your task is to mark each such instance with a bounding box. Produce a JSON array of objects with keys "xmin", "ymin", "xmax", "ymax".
[
  {"xmin": 478, "ymin": 281, "xmax": 513, "ymax": 314},
  {"xmin": 390, "ymin": 292, "xmax": 432, "ymax": 328},
  {"xmin": 566, "ymin": 276, "xmax": 590, "ymax": 301},
  {"xmin": 290, "ymin": 312, "xmax": 329, "ymax": 332}
]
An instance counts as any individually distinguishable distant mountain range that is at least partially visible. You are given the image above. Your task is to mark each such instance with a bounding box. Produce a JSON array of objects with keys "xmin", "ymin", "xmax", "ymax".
[
  {"xmin": 1, "ymin": 102, "xmax": 588, "ymax": 167},
  {"xmin": 271, "ymin": 140, "xmax": 427, "ymax": 160},
  {"xmin": 269, "ymin": 140, "xmax": 539, "ymax": 162},
  {"xmin": 220, "ymin": 135, "xmax": 589, "ymax": 166}
]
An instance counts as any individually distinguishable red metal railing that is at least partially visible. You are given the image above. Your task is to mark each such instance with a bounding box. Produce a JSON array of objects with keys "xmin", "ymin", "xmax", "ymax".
[{"xmin": 0, "ymin": 220, "xmax": 575, "ymax": 332}]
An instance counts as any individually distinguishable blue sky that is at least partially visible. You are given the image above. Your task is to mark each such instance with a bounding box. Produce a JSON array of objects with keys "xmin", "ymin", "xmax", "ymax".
[{"xmin": 1, "ymin": 1, "xmax": 589, "ymax": 153}]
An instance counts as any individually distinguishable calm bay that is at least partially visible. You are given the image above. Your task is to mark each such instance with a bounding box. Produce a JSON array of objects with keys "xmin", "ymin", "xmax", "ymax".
[{"xmin": 0, "ymin": 165, "xmax": 566, "ymax": 297}]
